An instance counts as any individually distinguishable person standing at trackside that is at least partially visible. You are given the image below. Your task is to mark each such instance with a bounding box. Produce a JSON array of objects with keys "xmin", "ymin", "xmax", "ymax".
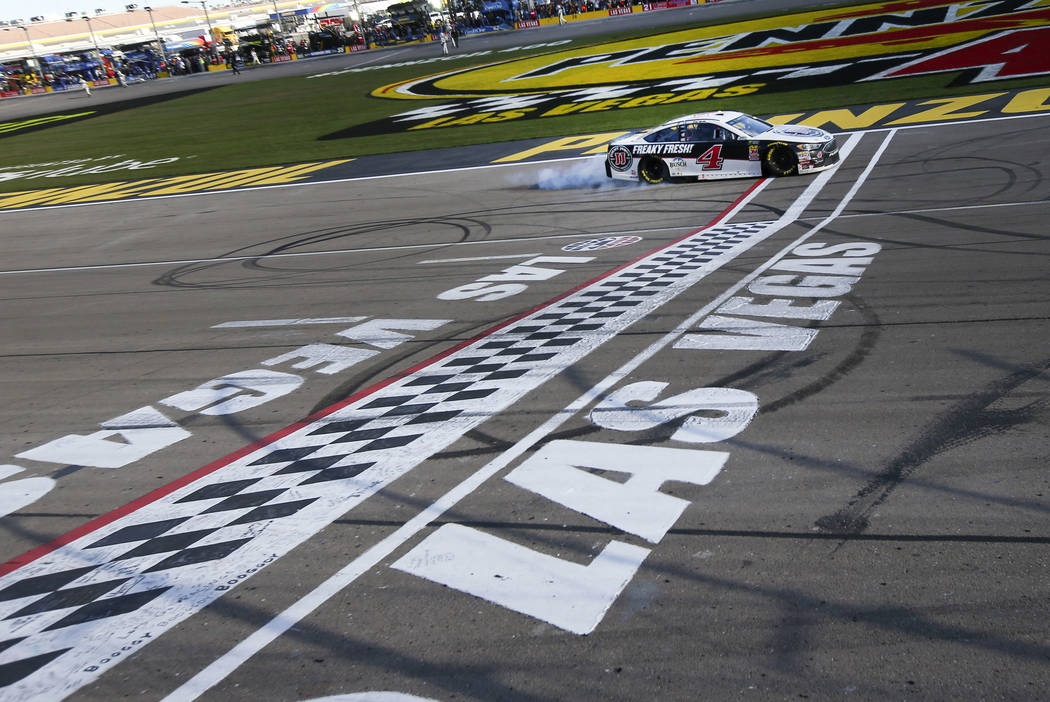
[
  {"xmin": 230, "ymin": 51, "xmax": 241, "ymax": 75},
  {"xmin": 79, "ymin": 76, "xmax": 91, "ymax": 96},
  {"xmin": 440, "ymin": 26, "xmax": 450, "ymax": 55},
  {"xmin": 558, "ymin": 3, "xmax": 566, "ymax": 24}
]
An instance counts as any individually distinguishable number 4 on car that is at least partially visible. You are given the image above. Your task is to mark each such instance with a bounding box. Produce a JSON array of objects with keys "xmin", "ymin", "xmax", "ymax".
[{"xmin": 605, "ymin": 111, "xmax": 839, "ymax": 184}]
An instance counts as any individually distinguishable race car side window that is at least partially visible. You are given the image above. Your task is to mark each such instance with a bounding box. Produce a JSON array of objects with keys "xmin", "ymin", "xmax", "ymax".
[
  {"xmin": 644, "ymin": 127, "xmax": 679, "ymax": 143},
  {"xmin": 693, "ymin": 123, "xmax": 717, "ymax": 141},
  {"xmin": 678, "ymin": 123, "xmax": 727, "ymax": 142}
]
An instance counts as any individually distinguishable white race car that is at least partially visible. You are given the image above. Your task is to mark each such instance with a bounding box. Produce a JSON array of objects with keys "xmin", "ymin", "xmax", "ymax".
[{"xmin": 605, "ymin": 111, "xmax": 839, "ymax": 184}]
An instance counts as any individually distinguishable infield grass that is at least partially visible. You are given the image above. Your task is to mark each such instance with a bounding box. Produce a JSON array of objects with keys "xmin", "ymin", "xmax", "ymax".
[{"xmin": 1, "ymin": 6, "xmax": 1046, "ymax": 192}]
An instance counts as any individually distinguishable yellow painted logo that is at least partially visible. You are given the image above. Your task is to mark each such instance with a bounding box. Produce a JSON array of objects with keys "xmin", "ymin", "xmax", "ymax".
[
  {"xmin": 0, "ymin": 160, "xmax": 352, "ymax": 210},
  {"xmin": 0, "ymin": 112, "xmax": 97, "ymax": 134},
  {"xmin": 374, "ymin": 0, "xmax": 1050, "ymax": 99}
]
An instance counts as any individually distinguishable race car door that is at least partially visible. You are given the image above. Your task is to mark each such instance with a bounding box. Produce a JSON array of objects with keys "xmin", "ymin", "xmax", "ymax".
[{"xmin": 678, "ymin": 121, "xmax": 760, "ymax": 180}]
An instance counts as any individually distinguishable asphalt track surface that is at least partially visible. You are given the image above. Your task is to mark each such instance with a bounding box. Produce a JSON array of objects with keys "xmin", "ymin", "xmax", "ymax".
[{"xmin": 2, "ymin": 5, "xmax": 1050, "ymax": 702}]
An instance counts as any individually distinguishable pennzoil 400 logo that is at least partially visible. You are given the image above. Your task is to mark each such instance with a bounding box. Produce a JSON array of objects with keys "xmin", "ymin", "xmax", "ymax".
[{"xmin": 323, "ymin": 0, "xmax": 1050, "ymax": 138}]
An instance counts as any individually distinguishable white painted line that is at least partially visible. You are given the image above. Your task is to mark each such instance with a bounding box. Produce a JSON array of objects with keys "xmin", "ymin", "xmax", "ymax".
[
  {"xmin": 799, "ymin": 197, "xmax": 1050, "ymax": 222},
  {"xmin": 0, "ymin": 177, "xmax": 780, "ymax": 700},
  {"xmin": 0, "ymin": 155, "xmax": 603, "ymax": 215},
  {"xmin": 816, "ymin": 131, "xmax": 898, "ymax": 228},
  {"xmin": 418, "ymin": 253, "xmax": 541, "ymax": 265},
  {"xmin": 212, "ymin": 317, "xmax": 367, "ymax": 329},
  {"xmin": 161, "ymin": 132, "xmax": 879, "ymax": 701},
  {"xmin": 353, "ymin": 49, "xmax": 412, "ymax": 67},
  {"xmin": 2, "ymin": 111, "xmax": 1048, "ymax": 217},
  {"xmin": 0, "ymin": 228, "xmax": 692, "ymax": 277}
]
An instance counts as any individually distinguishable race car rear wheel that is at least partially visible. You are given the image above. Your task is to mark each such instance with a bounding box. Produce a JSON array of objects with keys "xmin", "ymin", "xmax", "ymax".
[
  {"xmin": 638, "ymin": 157, "xmax": 669, "ymax": 184},
  {"xmin": 763, "ymin": 143, "xmax": 798, "ymax": 177}
]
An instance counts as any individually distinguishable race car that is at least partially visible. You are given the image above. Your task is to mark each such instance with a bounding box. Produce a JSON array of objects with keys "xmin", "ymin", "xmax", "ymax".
[{"xmin": 605, "ymin": 111, "xmax": 839, "ymax": 184}]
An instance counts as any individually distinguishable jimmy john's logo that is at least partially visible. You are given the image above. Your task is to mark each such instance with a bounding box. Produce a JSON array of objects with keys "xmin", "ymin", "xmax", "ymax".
[
  {"xmin": 322, "ymin": 0, "xmax": 1050, "ymax": 138},
  {"xmin": 607, "ymin": 145, "xmax": 633, "ymax": 172}
]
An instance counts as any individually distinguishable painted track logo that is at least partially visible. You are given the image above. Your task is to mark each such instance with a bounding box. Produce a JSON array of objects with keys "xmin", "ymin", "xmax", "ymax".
[
  {"xmin": 322, "ymin": 0, "xmax": 1050, "ymax": 137},
  {"xmin": 563, "ymin": 235, "xmax": 642, "ymax": 251}
]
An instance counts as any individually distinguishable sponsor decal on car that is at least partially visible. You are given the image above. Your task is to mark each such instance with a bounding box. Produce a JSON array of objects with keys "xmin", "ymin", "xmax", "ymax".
[
  {"xmin": 632, "ymin": 143, "xmax": 694, "ymax": 155},
  {"xmin": 607, "ymin": 144, "xmax": 634, "ymax": 171}
]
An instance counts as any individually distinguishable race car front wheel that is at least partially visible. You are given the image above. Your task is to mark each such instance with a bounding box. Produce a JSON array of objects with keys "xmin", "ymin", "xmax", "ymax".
[
  {"xmin": 762, "ymin": 143, "xmax": 798, "ymax": 177},
  {"xmin": 638, "ymin": 157, "xmax": 669, "ymax": 184}
]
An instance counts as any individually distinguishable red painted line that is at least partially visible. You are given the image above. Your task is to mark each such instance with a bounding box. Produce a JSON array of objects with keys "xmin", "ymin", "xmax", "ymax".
[
  {"xmin": 674, "ymin": 8, "xmax": 1050, "ymax": 67},
  {"xmin": 0, "ymin": 179, "xmax": 765, "ymax": 578},
  {"xmin": 820, "ymin": 0, "xmax": 996, "ymax": 22}
]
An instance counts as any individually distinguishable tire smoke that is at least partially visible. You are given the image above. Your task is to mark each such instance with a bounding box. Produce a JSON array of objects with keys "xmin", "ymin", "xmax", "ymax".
[
  {"xmin": 527, "ymin": 156, "xmax": 633, "ymax": 190},
  {"xmin": 504, "ymin": 155, "xmax": 646, "ymax": 190}
]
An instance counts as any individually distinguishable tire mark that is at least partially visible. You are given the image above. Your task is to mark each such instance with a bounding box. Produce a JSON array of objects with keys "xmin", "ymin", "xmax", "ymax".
[
  {"xmin": 761, "ymin": 295, "xmax": 881, "ymax": 414},
  {"xmin": 815, "ymin": 355, "xmax": 1050, "ymax": 535}
]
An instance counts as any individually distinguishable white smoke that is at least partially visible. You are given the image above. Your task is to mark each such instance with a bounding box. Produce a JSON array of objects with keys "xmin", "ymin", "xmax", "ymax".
[
  {"xmin": 504, "ymin": 155, "xmax": 640, "ymax": 191},
  {"xmin": 535, "ymin": 155, "xmax": 613, "ymax": 190}
]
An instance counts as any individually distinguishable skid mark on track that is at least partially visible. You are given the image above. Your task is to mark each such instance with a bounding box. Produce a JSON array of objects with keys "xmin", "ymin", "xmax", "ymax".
[
  {"xmin": 816, "ymin": 355, "xmax": 1050, "ymax": 535},
  {"xmin": 0, "ymin": 215, "xmax": 777, "ymax": 701}
]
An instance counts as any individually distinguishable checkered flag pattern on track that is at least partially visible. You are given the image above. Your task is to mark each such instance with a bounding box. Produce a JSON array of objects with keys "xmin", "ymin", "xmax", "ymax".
[{"xmin": 0, "ymin": 220, "xmax": 773, "ymax": 699}]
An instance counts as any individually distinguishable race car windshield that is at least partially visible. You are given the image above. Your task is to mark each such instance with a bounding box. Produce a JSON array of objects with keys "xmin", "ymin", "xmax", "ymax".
[{"xmin": 728, "ymin": 115, "xmax": 774, "ymax": 137}]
